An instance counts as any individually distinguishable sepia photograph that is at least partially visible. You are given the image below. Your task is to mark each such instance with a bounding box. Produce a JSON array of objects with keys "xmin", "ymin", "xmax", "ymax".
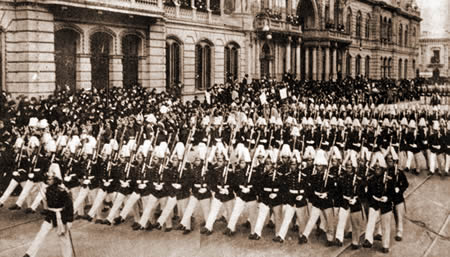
[{"xmin": 0, "ymin": 0, "xmax": 449, "ymax": 256}]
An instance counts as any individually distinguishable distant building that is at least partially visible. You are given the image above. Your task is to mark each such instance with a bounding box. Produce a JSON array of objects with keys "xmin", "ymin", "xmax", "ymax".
[
  {"xmin": 0, "ymin": 0, "xmax": 421, "ymax": 97},
  {"xmin": 417, "ymin": 0, "xmax": 450, "ymax": 79}
]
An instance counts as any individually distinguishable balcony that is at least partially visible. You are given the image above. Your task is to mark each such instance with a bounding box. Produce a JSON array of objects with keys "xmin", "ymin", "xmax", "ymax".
[
  {"xmin": 37, "ymin": 0, "xmax": 164, "ymax": 17},
  {"xmin": 303, "ymin": 29, "xmax": 352, "ymax": 44}
]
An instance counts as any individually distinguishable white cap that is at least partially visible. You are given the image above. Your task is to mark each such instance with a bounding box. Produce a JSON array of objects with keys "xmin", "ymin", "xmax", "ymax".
[
  {"xmin": 28, "ymin": 117, "xmax": 39, "ymax": 128},
  {"xmin": 238, "ymin": 147, "xmax": 251, "ymax": 162},
  {"xmin": 38, "ymin": 119, "xmax": 49, "ymax": 129},
  {"xmin": 196, "ymin": 143, "xmax": 208, "ymax": 161},
  {"xmin": 14, "ymin": 137, "xmax": 24, "ymax": 149},
  {"xmin": 48, "ymin": 163, "xmax": 62, "ymax": 180},
  {"xmin": 370, "ymin": 151, "xmax": 387, "ymax": 168},
  {"xmin": 101, "ymin": 143, "xmax": 113, "ymax": 156},
  {"xmin": 174, "ymin": 142, "xmax": 185, "ymax": 160},
  {"xmin": 46, "ymin": 139, "xmax": 57, "ymax": 153},
  {"xmin": 110, "ymin": 138, "xmax": 119, "ymax": 151},
  {"xmin": 28, "ymin": 136, "xmax": 40, "ymax": 149},
  {"xmin": 280, "ymin": 144, "xmax": 291, "ymax": 157},
  {"xmin": 120, "ymin": 145, "xmax": 131, "ymax": 158},
  {"xmin": 145, "ymin": 114, "xmax": 157, "ymax": 124},
  {"xmin": 314, "ymin": 149, "xmax": 328, "ymax": 166}
]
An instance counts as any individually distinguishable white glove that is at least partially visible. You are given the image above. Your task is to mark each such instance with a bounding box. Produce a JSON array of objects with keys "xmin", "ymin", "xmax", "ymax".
[
  {"xmin": 395, "ymin": 187, "xmax": 400, "ymax": 193},
  {"xmin": 172, "ymin": 183, "xmax": 181, "ymax": 189},
  {"xmin": 138, "ymin": 184, "xmax": 146, "ymax": 189},
  {"xmin": 319, "ymin": 192, "xmax": 328, "ymax": 199},
  {"xmin": 155, "ymin": 184, "xmax": 163, "ymax": 191},
  {"xmin": 28, "ymin": 173, "xmax": 35, "ymax": 179},
  {"xmin": 104, "ymin": 182, "xmax": 111, "ymax": 187},
  {"xmin": 83, "ymin": 180, "xmax": 91, "ymax": 185},
  {"xmin": 66, "ymin": 222, "xmax": 73, "ymax": 229},
  {"xmin": 269, "ymin": 193, "xmax": 277, "ymax": 199},
  {"xmin": 241, "ymin": 187, "xmax": 250, "ymax": 193},
  {"xmin": 199, "ymin": 188, "xmax": 207, "ymax": 194},
  {"xmin": 380, "ymin": 196, "xmax": 388, "ymax": 203},
  {"xmin": 296, "ymin": 195, "xmax": 303, "ymax": 201},
  {"xmin": 13, "ymin": 171, "xmax": 19, "ymax": 176},
  {"xmin": 220, "ymin": 188, "xmax": 229, "ymax": 195}
]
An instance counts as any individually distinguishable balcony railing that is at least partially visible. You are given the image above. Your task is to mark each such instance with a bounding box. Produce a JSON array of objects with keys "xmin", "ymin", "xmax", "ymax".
[
  {"xmin": 39, "ymin": 0, "xmax": 164, "ymax": 15},
  {"xmin": 303, "ymin": 29, "xmax": 352, "ymax": 43}
]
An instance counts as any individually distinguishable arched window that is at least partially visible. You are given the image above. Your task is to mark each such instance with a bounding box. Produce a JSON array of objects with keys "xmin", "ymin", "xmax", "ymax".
[
  {"xmin": 383, "ymin": 17, "xmax": 387, "ymax": 42},
  {"xmin": 387, "ymin": 58, "xmax": 392, "ymax": 78},
  {"xmin": 398, "ymin": 59, "xmax": 403, "ymax": 79},
  {"xmin": 356, "ymin": 11, "xmax": 362, "ymax": 38},
  {"xmin": 334, "ymin": 0, "xmax": 344, "ymax": 29},
  {"xmin": 122, "ymin": 34, "xmax": 141, "ymax": 89},
  {"xmin": 346, "ymin": 9, "xmax": 352, "ymax": 34},
  {"xmin": 404, "ymin": 59, "xmax": 408, "ymax": 78},
  {"xmin": 195, "ymin": 41, "xmax": 212, "ymax": 90},
  {"xmin": 166, "ymin": 38, "xmax": 182, "ymax": 90},
  {"xmin": 365, "ymin": 15, "xmax": 371, "ymax": 39},
  {"xmin": 399, "ymin": 24, "xmax": 403, "ymax": 46},
  {"xmin": 356, "ymin": 55, "xmax": 361, "ymax": 76},
  {"xmin": 405, "ymin": 25, "xmax": 408, "ymax": 47},
  {"xmin": 412, "ymin": 26, "xmax": 416, "ymax": 46},
  {"xmin": 388, "ymin": 19, "xmax": 392, "ymax": 42},
  {"xmin": 55, "ymin": 29, "xmax": 79, "ymax": 93},
  {"xmin": 224, "ymin": 43, "xmax": 239, "ymax": 83},
  {"xmin": 0, "ymin": 31, "xmax": 4, "ymax": 92},
  {"xmin": 379, "ymin": 16, "xmax": 383, "ymax": 42},
  {"xmin": 365, "ymin": 56, "xmax": 370, "ymax": 78},
  {"xmin": 412, "ymin": 59, "xmax": 416, "ymax": 78},
  {"xmin": 346, "ymin": 54, "xmax": 352, "ymax": 77}
]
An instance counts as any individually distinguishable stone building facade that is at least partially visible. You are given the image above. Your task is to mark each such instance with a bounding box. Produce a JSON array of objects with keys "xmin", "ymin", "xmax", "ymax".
[{"xmin": 0, "ymin": 0, "xmax": 420, "ymax": 97}]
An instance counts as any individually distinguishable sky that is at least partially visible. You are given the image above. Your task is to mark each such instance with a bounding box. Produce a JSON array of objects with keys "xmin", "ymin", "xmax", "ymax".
[{"xmin": 416, "ymin": 0, "xmax": 449, "ymax": 37}]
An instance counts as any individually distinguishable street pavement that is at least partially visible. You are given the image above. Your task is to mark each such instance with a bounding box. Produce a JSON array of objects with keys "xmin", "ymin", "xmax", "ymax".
[{"xmin": 0, "ymin": 172, "xmax": 448, "ymax": 257}]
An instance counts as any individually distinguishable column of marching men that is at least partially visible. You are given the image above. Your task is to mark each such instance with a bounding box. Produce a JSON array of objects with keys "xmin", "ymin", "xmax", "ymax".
[{"xmin": 1, "ymin": 102, "xmax": 450, "ymax": 255}]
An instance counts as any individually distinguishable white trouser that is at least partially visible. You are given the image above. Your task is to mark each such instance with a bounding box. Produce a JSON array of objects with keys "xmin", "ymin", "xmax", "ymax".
[
  {"xmin": 395, "ymin": 203, "xmax": 405, "ymax": 237},
  {"xmin": 26, "ymin": 221, "xmax": 73, "ymax": 257},
  {"xmin": 88, "ymin": 189, "xmax": 107, "ymax": 219},
  {"xmin": 30, "ymin": 183, "xmax": 48, "ymax": 211},
  {"xmin": 204, "ymin": 197, "xmax": 233, "ymax": 231},
  {"xmin": 429, "ymin": 152, "xmax": 437, "ymax": 173},
  {"xmin": 406, "ymin": 151, "xmax": 415, "ymax": 170},
  {"xmin": 73, "ymin": 187, "xmax": 90, "ymax": 215},
  {"xmin": 336, "ymin": 208, "xmax": 364, "ymax": 245},
  {"xmin": 365, "ymin": 208, "xmax": 392, "ymax": 248},
  {"xmin": 106, "ymin": 193, "xmax": 127, "ymax": 223},
  {"xmin": 177, "ymin": 198, "xmax": 189, "ymax": 221},
  {"xmin": 119, "ymin": 192, "xmax": 141, "ymax": 220},
  {"xmin": 227, "ymin": 197, "xmax": 258, "ymax": 233},
  {"xmin": 138, "ymin": 195, "xmax": 166, "ymax": 228},
  {"xmin": 446, "ymin": 154, "xmax": 450, "ymax": 173},
  {"xmin": 254, "ymin": 203, "xmax": 282, "ymax": 237},
  {"xmin": 180, "ymin": 196, "xmax": 211, "ymax": 230},
  {"xmin": 277, "ymin": 205, "xmax": 308, "ymax": 240},
  {"xmin": 0, "ymin": 179, "xmax": 25, "ymax": 204},
  {"xmin": 16, "ymin": 180, "xmax": 35, "ymax": 207},
  {"xmin": 157, "ymin": 196, "xmax": 177, "ymax": 227},
  {"xmin": 303, "ymin": 206, "xmax": 335, "ymax": 242}
]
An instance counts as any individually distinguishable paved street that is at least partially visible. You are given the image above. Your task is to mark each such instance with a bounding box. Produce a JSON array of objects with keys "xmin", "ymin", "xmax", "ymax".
[{"xmin": 0, "ymin": 172, "xmax": 448, "ymax": 257}]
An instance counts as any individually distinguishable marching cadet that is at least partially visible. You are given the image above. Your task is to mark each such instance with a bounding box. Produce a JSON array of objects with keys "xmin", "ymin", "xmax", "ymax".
[
  {"xmin": 179, "ymin": 143, "xmax": 211, "ymax": 234},
  {"xmin": 101, "ymin": 144, "xmax": 134, "ymax": 226},
  {"xmin": 154, "ymin": 142, "xmax": 187, "ymax": 231},
  {"xmin": 405, "ymin": 120, "xmax": 420, "ymax": 175},
  {"xmin": 23, "ymin": 167, "xmax": 74, "ymax": 257},
  {"xmin": 224, "ymin": 146, "xmax": 261, "ymax": 237},
  {"xmin": 363, "ymin": 152, "xmax": 395, "ymax": 253},
  {"xmin": 113, "ymin": 145, "xmax": 149, "ymax": 229},
  {"xmin": 0, "ymin": 136, "xmax": 29, "ymax": 207},
  {"xmin": 250, "ymin": 146, "xmax": 287, "ymax": 241},
  {"xmin": 385, "ymin": 146, "xmax": 409, "ymax": 242},
  {"xmin": 299, "ymin": 149, "xmax": 335, "ymax": 246},
  {"xmin": 72, "ymin": 138, "xmax": 97, "ymax": 218},
  {"xmin": 428, "ymin": 121, "xmax": 444, "ymax": 175},
  {"xmin": 85, "ymin": 142, "xmax": 115, "ymax": 222},
  {"xmin": 136, "ymin": 143, "xmax": 172, "ymax": 230},
  {"xmin": 201, "ymin": 145, "xmax": 235, "ymax": 235},
  {"xmin": 10, "ymin": 131, "xmax": 49, "ymax": 211},
  {"xmin": 273, "ymin": 149, "xmax": 308, "ymax": 243},
  {"xmin": 445, "ymin": 121, "xmax": 450, "ymax": 176},
  {"xmin": 335, "ymin": 151, "xmax": 364, "ymax": 249},
  {"xmin": 26, "ymin": 139, "xmax": 58, "ymax": 214}
]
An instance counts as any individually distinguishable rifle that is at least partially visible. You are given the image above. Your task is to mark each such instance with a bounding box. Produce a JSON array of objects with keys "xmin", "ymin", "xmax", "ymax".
[
  {"xmin": 272, "ymin": 142, "xmax": 283, "ymax": 181},
  {"xmin": 178, "ymin": 128, "xmax": 195, "ymax": 180},
  {"xmin": 158, "ymin": 132, "xmax": 177, "ymax": 183},
  {"xmin": 200, "ymin": 135, "xmax": 212, "ymax": 178}
]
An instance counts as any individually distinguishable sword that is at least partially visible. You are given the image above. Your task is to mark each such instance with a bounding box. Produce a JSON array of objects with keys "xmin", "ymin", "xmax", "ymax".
[{"xmin": 68, "ymin": 227, "xmax": 77, "ymax": 257}]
